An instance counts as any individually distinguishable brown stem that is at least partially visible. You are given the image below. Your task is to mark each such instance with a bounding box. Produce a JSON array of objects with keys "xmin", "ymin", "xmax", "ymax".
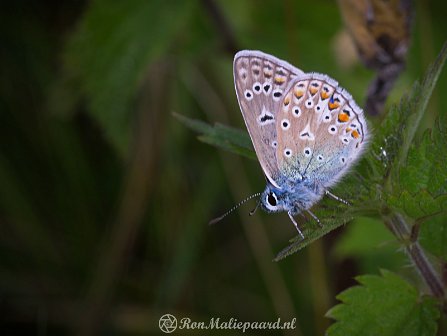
[
  {"xmin": 385, "ymin": 213, "xmax": 445, "ymax": 299},
  {"xmin": 365, "ymin": 62, "xmax": 405, "ymax": 116}
]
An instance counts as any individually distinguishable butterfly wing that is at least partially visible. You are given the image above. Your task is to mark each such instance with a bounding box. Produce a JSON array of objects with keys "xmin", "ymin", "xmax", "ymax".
[
  {"xmin": 233, "ymin": 50, "xmax": 304, "ymax": 188},
  {"xmin": 276, "ymin": 73, "xmax": 368, "ymax": 189}
]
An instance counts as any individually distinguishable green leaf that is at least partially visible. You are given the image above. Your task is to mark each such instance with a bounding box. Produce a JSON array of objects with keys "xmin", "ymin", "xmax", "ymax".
[
  {"xmin": 66, "ymin": 0, "xmax": 196, "ymax": 155},
  {"xmin": 398, "ymin": 131, "xmax": 432, "ymax": 194},
  {"xmin": 379, "ymin": 109, "xmax": 447, "ymax": 262},
  {"xmin": 368, "ymin": 41, "xmax": 447, "ymax": 182},
  {"xmin": 390, "ymin": 114, "xmax": 447, "ymax": 219},
  {"xmin": 426, "ymin": 115, "xmax": 447, "ymax": 198},
  {"xmin": 274, "ymin": 200, "xmax": 358, "ymax": 261},
  {"xmin": 397, "ymin": 42, "xmax": 447, "ymax": 168},
  {"xmin": 362, "ymin": 42, "xmax": 447, "ymax": 232},
  {"xmin": 387, "ymin": 190, "xmax": 447, "ymax": 220},
  {"xmin": 327, "ymin": 270, "xmax": 440, "ymax": 336},
  {"xmin": 173, "ymin": 113, "xmax": 256, "ymax": 160},
  {"xmin": 420, "ymin": 214, "xmax": 447, "ymax": 261}
]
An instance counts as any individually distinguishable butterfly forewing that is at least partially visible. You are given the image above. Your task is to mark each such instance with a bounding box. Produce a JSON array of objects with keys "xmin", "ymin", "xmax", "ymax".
[
  {"xmin": 277, "ymin": 73, "xmax": 368, "ymax": 188},
  {"xmin": 233, "ymin": 51, "xmax": 304, "ymax": 188}
]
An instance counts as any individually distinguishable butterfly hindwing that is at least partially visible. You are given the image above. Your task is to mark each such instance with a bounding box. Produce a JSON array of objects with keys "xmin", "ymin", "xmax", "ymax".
[
  {"xmin": 233, "ymin": 50, "xmax": 304, "ymax": 188},
  {"xmin": 277, "ymin": 73, "xmax": 368, "ymax": 188}
]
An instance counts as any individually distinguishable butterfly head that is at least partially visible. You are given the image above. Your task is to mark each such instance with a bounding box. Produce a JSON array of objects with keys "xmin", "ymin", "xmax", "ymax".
[
  {"xmin": 260, "ymin": 185, "xmax": 291, "ymax": 213},
  {"xmin": 260, "ymin": 181, "xmax": 325, "ymax": 215}
]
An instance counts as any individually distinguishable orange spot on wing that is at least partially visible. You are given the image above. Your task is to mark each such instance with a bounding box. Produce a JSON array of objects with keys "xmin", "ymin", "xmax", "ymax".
[
  {"xmin": 284, "ymin": 96, "xmax": 291, "ymax": 106},
  {"xmin": 338, "ymin": 112, "xmax": 350, "ymax": 122},
  {"xmin": 294, "ymin": 89, "xmax": 304, "ymax": 99},
  {"xmin": 321, "ymin": 91, "xmax": 330, "ymax": 99},
  {"xmin": 328, "ymin": 101, "xmax": 340, "ymax": 110},
  {"xmin": 274, "ymin": 76, "xmax": 286, "ymax": 84},
  {"xmin": 309, "ymin": 87, "xmax": 318, "ymax": 95},
  {"xmin": 351, "ymin": 130, "xmax": 360, "ymax": 138}
]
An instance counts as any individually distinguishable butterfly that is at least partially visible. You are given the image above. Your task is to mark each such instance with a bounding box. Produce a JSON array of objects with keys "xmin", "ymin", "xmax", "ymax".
[{"xmin": 231, "ymin": 50, "xmax": 368, "ymax": 238}]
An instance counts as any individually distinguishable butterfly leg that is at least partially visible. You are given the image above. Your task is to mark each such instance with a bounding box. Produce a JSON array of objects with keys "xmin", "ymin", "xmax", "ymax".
[
  {"xmin": 306, "ymin": 209, "xmax": 323, "ymax": 228},
  {"xmin": 325, "ymin": 190, "xmax": 351, "ymax": 206},
  {"xmin": 288, "ymin": 211, "xmax": 304, "ymax": 239},
  {"xmin": 249, "ymin": 201, "xmax": 260, "ymax": 216}
]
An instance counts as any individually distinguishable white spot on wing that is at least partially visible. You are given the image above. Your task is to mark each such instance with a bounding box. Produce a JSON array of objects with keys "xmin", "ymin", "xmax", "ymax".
[
  {"xmin": 253, "ymin": 82, "xmax": 262, "ymax": 94},
  {"xmin": 272, "ymin": 89, "xmax": 283, "ymax": 101},
  {"xmin": 281, "ymin": 119, "xmax": 290, "ymax": 130},
  {"xmin": 244, "ymin": 89, "xmax": 253, "ymax": 101},
  {"xmin": 292, "ymin": 106, "xmax": 301, "ymax": 118},
  {"xmin": 328, "ymin": 125, "xmax": 337, "ymax": 135},
  {"xmin": 305, "ymin": 99, "xmax": 314, "ymax": 109},
  {"xmin": 304, "ymin": 147, "xmax": 312, "ymax": 157}
]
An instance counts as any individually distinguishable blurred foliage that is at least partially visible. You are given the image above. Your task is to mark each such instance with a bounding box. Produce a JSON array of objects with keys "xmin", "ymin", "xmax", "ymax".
[
  {"xmin": 66, "ymin": 0, "xmax": 197, "ymax": 155},
  {"xmin": 1, "ymin": 0, "xmax": 447, "ymax": 335},
  {"xmin": 333, "ymin": 217, "xmax": 405, "ymax": 273}
]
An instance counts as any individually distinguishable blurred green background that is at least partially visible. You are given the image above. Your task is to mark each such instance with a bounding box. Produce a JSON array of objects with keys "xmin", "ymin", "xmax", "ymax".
[{"xmin": 0, "ymin": 0, "xmax": 446, "ymax": 335}]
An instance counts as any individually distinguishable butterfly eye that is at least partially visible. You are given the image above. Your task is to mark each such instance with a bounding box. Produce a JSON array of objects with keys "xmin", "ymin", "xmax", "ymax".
[{"xmin": 267, "ymin": 192, "xmax": 278, "ymax": 207}]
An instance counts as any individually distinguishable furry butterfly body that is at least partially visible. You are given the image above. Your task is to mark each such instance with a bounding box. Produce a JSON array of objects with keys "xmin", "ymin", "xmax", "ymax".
[{"xmin": 233, "ymin": 50, "xmax": 368, "ymax": 236}]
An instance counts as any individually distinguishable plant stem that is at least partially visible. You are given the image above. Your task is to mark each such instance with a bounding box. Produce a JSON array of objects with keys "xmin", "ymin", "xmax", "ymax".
[{"xmin": 385, "ymin": 213, "xmax": 445, "ymax": 299}]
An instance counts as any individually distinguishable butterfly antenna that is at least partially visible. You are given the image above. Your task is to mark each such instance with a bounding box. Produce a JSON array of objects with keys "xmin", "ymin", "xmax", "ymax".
[{"xmin": 209, "ymin": 192, "xmax": 262, "ymax": 225}]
